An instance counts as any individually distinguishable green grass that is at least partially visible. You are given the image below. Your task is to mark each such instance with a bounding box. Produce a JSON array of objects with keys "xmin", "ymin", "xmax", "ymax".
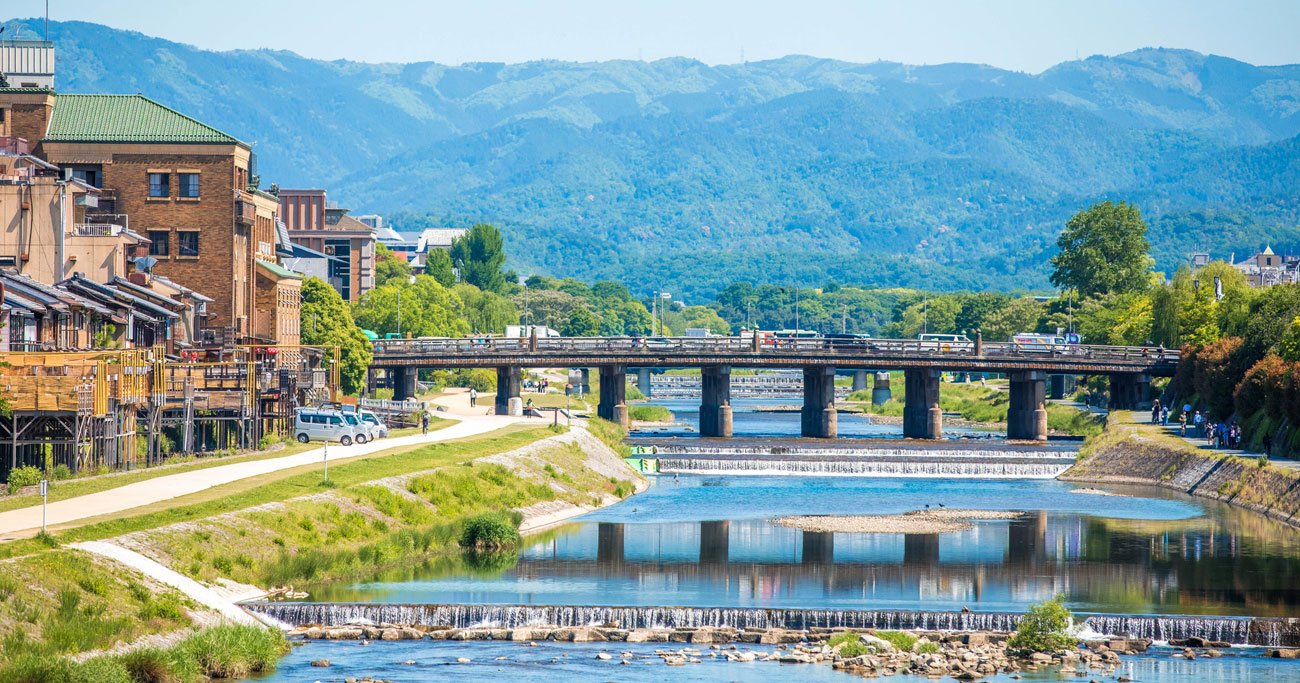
[
  {"xmin": 874, "ymin": 630, "xmax": 918, "ymax": 651},
  {"xmin": 628, "ymin": 405, "xmax": 673, "ymax": 422},
  {"xmin": 586, "ymin": 417, "xmax": 631, "ymax": 458},
  {"xmin": 0, "ymin": 425, "xmax": 549, "ymax": 561}
]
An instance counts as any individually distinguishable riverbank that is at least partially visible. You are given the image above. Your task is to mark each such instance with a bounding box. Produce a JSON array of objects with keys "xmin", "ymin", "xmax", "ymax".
[
  {"xmin": 1062, "ymin": 417, "xmax": 1300, "ymax": 527},
  {"xmin": 0, "ymin": 420, "xmax": 644, "ymax": 678}
]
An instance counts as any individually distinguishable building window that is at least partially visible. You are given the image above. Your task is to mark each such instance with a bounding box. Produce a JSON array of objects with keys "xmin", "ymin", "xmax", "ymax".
[
  {"xmin": 178, "ymin": 231, "xmax": 200, "ymax": 257},
  {"xmin": 148, "ymin": 172, "xmax": 170, "ymax": 198},
  {"xmin": 179, "ymin": 173, "xmax": 200, "ymax": 198},
  {"xmin": 71, "ymin": 168, "xmax": 100, "ymax": 187},
  {"xmin": 147, "ymin": 231, "xmax": 170, "ymax": 257}
]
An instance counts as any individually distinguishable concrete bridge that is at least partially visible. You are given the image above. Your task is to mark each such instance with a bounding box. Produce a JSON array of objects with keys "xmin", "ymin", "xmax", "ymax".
[{"xmin": 370, "ymin": 336, "xmax": 1178, "ymax": 441}]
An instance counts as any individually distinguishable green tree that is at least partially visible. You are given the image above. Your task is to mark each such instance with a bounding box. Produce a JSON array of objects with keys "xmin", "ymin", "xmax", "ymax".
[
  {"xmin": 954, "ymin": 293, "xmax": 1011, "ymax": 334},
  {"xmin": 1076, "ymin": 292, "xmax": 1152, "ymax": 346},
  {"xmin": 897, "ymin": 296, "xmax": 961, "ymax": 337},
  {"xmin": 1277, "ymin": 317, "xmax": 1300, "ymax": 363},
  {"xmin": 373, "ymin": 243, "xmax": 412, "ymax": 287},
  {"xmin": 1149, "ymin": 284, "xmax": 1181, "ymax": 348},
  {"xmin": 1007, "ymin": 596, "xmax": 1076, "ymax": 653},
  {"xmin": 980, "ymin": 298, "xmax": 1047, "ymax": 341},
  {"xmin": 1049, "ymin": 201, "xmax": 1153, "ymax": 298},
  {"xmin": 449, "ymin": 224, "xmax": 508, "ymax": 293},
  {"xmin": 352, "ymin": 276, "xmax": 470, "ymax": 338},
  {"xmin": 454, "ymin": 283, "xmax": 519, "ymax": 334},
  {"xmin": 1181, "ymin": 282, "xmax": 1221, "ymax": 347},
  {"xmin": 424, "ymin": 248, "xmax": 456, "ymax": 288},
  {"xmin": 562, "ymin": 306, "xmax": 601, "ymax": 336},
  {"xmin": 300, "ymin": 277, "xmax": 372, "ymax": 395}
]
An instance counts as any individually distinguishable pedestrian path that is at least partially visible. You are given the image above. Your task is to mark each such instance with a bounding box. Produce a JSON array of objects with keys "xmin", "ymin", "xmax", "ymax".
[
  {"xmin": 0, "ymin": 414, "xmax": 524, "ymax": 540},
  {"xmin": 1124, "ymin": 411, "xmax": 1300, "ymax": 470}
]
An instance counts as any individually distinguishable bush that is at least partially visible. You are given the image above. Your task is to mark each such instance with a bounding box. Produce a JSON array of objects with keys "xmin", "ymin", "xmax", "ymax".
[
  {"xmin": 457, "ymin": 512, "xmax": 521, "ymax": 549},
  {"xmin": 1007, "ymin": 595, "xmax": 1077, "ymax": 653},
  {"xmin": 628, "ymin": 405, "xmax": 673, "ymax": 422},
  {"xmin": 6, "ymin": 466, "xmax": 41, "ymax": 494},
  {"xmin": 828, "ymin": 631, "xmax": 869, "ymax": 657},
  {"xmin": 875, "ymin": 630, "xmax": 917, "ymax": 651},
  {"xmin": 51, "ymin": 464, "xmax": 73, "ymax": 481},
  {"xmin": 119, "ymin": 646, "xmax": 197, "ymax": 683},
  {"xmin": 177, "ymin": 625, "xmax": 289, "ymax": 678},
  {"xmin": 916, "ymin": 641, "xmax": 940, "ymax": 654}
]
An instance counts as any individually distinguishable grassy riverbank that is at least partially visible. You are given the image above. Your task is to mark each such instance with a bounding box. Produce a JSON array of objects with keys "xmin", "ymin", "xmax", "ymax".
[
  {"xmin": 850, "ymin": 377, "xmax": 1104, "ymax": 437},
  {"xmin": 0, "ymin": 422, "xmax": 643, "ymax": 679}
]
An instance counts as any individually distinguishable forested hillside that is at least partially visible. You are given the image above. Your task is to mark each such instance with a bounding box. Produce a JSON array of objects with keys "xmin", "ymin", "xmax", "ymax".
[{"xmin": 10, "ymin": 19, "xmax": 1300, "ymax": 296}]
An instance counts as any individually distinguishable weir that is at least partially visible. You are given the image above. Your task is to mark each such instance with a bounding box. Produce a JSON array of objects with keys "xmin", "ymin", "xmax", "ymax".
[{"xmin": 244, "ymin": 602, "xmax": 1299, "ymax": 646}]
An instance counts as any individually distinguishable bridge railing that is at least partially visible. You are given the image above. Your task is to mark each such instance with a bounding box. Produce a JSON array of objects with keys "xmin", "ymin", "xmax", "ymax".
[{"xmin": 371, "ymin": 336, "xmax": 1180, "ymax": 364}]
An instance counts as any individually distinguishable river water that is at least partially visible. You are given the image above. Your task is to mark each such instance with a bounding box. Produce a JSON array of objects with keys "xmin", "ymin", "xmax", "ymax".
[
  {"xmin": 631, "ymin": 397, "xmax": 990, "ymax": 439},
  {"xmin": 250, "ymin": 398, "xmax": 1300, "ymax": 681}
]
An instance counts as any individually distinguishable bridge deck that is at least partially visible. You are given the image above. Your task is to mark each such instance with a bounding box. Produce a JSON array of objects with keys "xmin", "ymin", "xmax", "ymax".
[{"xmin": 371, "ymin": 337, "xmax": 1178, "ymax": 376}]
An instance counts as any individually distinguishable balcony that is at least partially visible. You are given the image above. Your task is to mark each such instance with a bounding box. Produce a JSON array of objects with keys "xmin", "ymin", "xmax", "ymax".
[
  {"xmin": 235, "ymin": 199, "xmax": 256, "ymax": 226},
  {"xmin": 0, "ymin": 137, "xmax": 30, "ymax": 156},
  {"xmin": 71, "ymin": 223, "xmax": 122, "ymax": 237}
]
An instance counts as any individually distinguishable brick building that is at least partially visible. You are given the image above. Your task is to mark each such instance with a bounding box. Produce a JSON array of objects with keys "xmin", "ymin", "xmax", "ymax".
[
  {"xmin": 279, "ymin": 188, "xmax": 375, "ymax": 302},
  {"xmin": 0, "ymin": 89, "xmax": 300, "ymax": 346}
]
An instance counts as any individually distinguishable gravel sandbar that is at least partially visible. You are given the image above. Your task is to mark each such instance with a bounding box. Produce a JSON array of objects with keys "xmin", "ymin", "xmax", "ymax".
[{"xmin": 774, "ymin": 508, "xmax": 1024, "ymax": 534}]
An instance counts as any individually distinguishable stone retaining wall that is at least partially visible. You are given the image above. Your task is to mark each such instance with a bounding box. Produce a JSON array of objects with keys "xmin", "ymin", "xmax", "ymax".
[{"xmin": 1061, "ymin": 428, "xmax": 1300, "ymax": 527}]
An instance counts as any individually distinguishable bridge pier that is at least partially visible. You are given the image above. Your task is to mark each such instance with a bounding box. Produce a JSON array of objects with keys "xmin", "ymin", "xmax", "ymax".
[
  {"xmin": 1048, "ymin": 374, "xmax": 1067, "ymax": 400},
  {"xmin": 903, "ymin": 533, "xmax": 941, "ymax": 566},
  {"xmin": 699, "ymin": 520, "xmax": 730, "ymax": 567},
  {"xmin": 391, "ymin": 367, "xmax": 417, "ymax": 402},
  {"xmin": 852, "ymin": 370, "xmax": 869, "ymax": 393},
  {"xmin": 903, "ymin": 369, "xmax": 942, "ymax": 439},
  {"xmin": 637, "ymin": 367, "xmax": 653, "ymax": 398},
  {"xmin": 1006, "ymin": 511, "xmax": 1047, "ymax": 565},
  {"xmin": 1109, "ymin": 372, "xmax": 1150, "ymax": 410},
  {"xmin": 801, "ymin": 367, "xmax": 837, "ymax": 438},
  {"xmin": 872, "ymin": 371, "xmax": 892, "ymax": 406},
  {"xmin": 1007, "ymin": 370, "xmax": 1048, "ymax": 441},
  {"xmin": 597, "ymin": 365, "xmax": 629, "ymax": 429},
  {"xmin": 495, "ymin": 366, "xmax": 521, "ymax": 416},
  {"xmin": 699, "ymin": 365, "xmax": 733, "ymax": 438}
]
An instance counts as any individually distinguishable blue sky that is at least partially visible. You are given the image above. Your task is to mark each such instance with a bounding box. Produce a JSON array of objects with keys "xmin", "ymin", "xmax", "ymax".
[{"xmin": 8, "ymin": 0, "xmax": 1300, "ymax": 72}]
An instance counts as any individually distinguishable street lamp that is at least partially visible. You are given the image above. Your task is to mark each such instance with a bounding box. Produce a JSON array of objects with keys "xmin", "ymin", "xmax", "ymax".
[
  {"xmin": 659, "ymin": 291, "xmax": 671, "ymax": 336},
  {"xmin": 396, "ymin": 288, "xmax": 402, "ymax": 338}
]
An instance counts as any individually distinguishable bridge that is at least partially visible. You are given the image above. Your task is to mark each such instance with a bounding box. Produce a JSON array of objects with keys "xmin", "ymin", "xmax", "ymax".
[{"xmin": 370, "ymin": 336, "xmax": 1178, "ymax": 441}]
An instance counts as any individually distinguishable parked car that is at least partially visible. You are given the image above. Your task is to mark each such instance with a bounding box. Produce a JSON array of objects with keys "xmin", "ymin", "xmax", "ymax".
[
  {"xmin": 358, "ymin": 409, "xmax": 389, "ymax": 439},
  {"xmin": 294, "ymin": 408, "xmax": 360, "ymax": 446}
]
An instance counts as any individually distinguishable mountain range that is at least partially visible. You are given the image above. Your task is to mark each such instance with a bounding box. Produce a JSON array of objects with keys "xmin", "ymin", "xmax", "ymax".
[{"xmin": 9, "ymin": 19, "xmax": 1300, "ymax": 297}]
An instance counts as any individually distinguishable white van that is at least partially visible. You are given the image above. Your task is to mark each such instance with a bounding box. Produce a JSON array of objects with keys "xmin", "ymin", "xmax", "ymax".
[
  {"xmin": 918, "ymin": 333, "xmax": 973, "ymax": 352},
  {"xmin": 294, "ymin": 408, "xmax": 361, "ymax": 446},
  {"xmin": 358, "ymin": 410, "xmax": 389, "ymax": 439}
]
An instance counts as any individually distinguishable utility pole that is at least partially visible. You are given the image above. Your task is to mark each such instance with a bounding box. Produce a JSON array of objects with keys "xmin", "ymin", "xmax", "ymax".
[
  {"xmin": 396, "ymin": 288, "xmax": 402, "ymax": 338},
  {"xmin": 922, "ymin": 296, "xmax": 928, "ymax": 336},
  {"xmin": 842, "ymin": 304, "xmax": 848, "ymax": 334},
  {"xmin": 794, "ymin": 288, "xmax": 800, "ymax": 333}
]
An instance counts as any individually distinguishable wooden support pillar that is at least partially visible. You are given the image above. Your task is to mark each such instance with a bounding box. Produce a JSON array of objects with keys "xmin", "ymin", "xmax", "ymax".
[
  {"xmin": 495, "ymin": 366, "xmax": 521, "ymax": 416},
  {"xmin": 1007, "ymin": 370, "xmax": 1048, "ymax": 441},
  {"xmin": 597, "ymin": 365, "xmax": 629, "ymax": 429},
  {"xmin": 700, "ymin": 365, "xmax": 733, "ymax": 438},
  {"xmin": 903, "ymin": 369, "xmax": 942, "ymax": 439},
  {"xmin": 800, "ymin": 366, "xmax": 837, "ymax": 438}
]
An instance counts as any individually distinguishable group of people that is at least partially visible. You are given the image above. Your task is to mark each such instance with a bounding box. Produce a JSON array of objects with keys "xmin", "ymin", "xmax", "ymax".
[
  {"xmin": 1152, "ymin": 399, "xmax": 1259, "ymax": 453},
  {"xmin": 523, "ymin": 378, "xmax": 550, "ymax": 392}
]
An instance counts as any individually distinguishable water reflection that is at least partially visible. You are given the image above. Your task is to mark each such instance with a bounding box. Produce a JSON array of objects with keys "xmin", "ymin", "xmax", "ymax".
[{"xmin": 309, "ymin": 477, "xmax": 1300, "ymax": 618}]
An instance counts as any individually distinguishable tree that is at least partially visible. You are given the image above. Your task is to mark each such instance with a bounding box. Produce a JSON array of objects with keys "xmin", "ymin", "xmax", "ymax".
[
  {"xmin": 896, "ymin": 296, "xmax": 961, "ymax": 337},
  {"xmin": 1049, "ymin": 201, "xmax": 1153, "ymax": 298},
  {"xmin": 454, "ymin": 283, "xmax": 518, "ymax": 334},
  {"xmin": 955, "ymin": 293, "xmax": 1011, "ymax": 334},
  {"xmin": 351, "ymin": 276, "xmax": 470, "ymax": 338},
  {"xmin": 449, "ymin": 223, "xmax": 508, "ymax": 293},
  {"xmin": 1075, "ymin": 292, "xmax": 1152, "ymax": 346},
  {"xmin": 562, "ymin": 306, "xmax": 601, "ymax": 337},
  {"xmin": 300, "ymin": 277, "xmax": 372, "ymax": 395},
  {"xmin": 1007, "ymin": 596, "xmax": 1076, "ymax": 653},
  {"xmin": 1181, "ymin": 282, "xmax": 1221, "ymax": 347},
  {"xmin": 424, "ymin": 248, "xmax": 456, "ymax": 288},
  {"xmin": 1278, "ymin": 317, "xmax": 1300, "ymax": 363},
  {"xmin": 980, "ymin": 298, "xmax": 1047, "ymax": 341},
  {"xmin": 373, "ymin": 243, "xmax": 412, "ymax": 287}
]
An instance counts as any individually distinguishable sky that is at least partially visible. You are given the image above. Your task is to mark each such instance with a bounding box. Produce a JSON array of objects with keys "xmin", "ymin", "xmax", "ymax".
[{"xmin": 6, "ymin": 0, "xmax": 1300, "ymax": 73}]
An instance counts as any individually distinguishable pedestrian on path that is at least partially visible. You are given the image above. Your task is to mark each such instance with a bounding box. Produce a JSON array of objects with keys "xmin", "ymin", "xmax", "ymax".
[
  {"xmin": 1193, "ymin": 410, "xmax": 1205, "ymax": 437},
  {"xmin": 1161, "ymin": 406, "xmax": 1169, "ymax": 425},
  {"xmin": 1179, "ymin": 411, "xmax": 1187, "ymax": 436},
  {"xmin": 469, "ymin": 388, "xmax": 478, "ymax": 407},
  {"xmin": 421, "ymin": 411, "xmax": 430, "ymax": 435},
  {"xmin": 1151, "ymin": 399, "xmax": 1162, "ymax": 424}
]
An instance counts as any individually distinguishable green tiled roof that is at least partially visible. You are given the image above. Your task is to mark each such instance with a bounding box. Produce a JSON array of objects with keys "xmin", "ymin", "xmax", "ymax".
[
  {"xmin": 256, "ymin": 259, "xmax": 303, "ymax": 281},
  {"xmin": 46, "ymin": 94, "xmax": 245, "ymax": 145}
]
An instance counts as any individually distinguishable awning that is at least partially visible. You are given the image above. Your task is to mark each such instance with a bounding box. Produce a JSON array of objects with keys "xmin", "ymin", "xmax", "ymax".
[{"xmin": 256, "ymin": 259, "xmax": 304, "ymax": 281}]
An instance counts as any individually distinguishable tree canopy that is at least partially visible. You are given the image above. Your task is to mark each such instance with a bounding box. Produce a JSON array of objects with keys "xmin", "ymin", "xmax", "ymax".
[
  {"xmin": 373, "ymin": 243, "xmax": 412, "ymax": 288},
  {"xmin": 352, "ymin": 275, "xmax": 470, "ymax": 338},
  {"xmin": 300, "ymin": 277, "xmax": 372, "ymax": 395},
  {"xmin": 450, "ymin": 224, "xmax": 508, "ymax": 293},
  {"xmin": 1050, "ymin": 201, "xmax": 1153, "ymax": 299}
]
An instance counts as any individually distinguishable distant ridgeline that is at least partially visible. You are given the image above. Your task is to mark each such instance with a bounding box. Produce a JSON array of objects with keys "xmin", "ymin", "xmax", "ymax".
[{"xmin": 30, "ymin": 19, "xmax": 1300, "ymax": 297}]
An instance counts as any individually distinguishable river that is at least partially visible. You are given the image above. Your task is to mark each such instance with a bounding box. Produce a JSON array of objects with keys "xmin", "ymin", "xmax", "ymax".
[{"xmin": 248, "ymin": 398, "xmax": 1300, "ymax": 681}]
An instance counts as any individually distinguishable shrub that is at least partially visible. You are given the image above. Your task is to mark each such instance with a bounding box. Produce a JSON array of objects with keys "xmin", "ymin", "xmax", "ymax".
[
  {"xmin": 875, "ymin": 630, "xmax": 917, "ymax": 651},
  {"xmin": 119, "ymin": 646, "xmax": 197, "ymax": 683},
  {"xmin": 177, "ymin": 624, "xmax": 289, "ymax": 678},
  {"xmin": 457, "ymin": 512, "xmax": 521, "ymax": 549},
  {"xmin": 916, "ymin": 641, "xmax": 940, "ymax": 654},
  {"xmin": 1007, "ymin": 595, "xmax": 1077, "ymax": 652},
  {"xmin": 51, "ymin": 464, "xmax": 73, "ymax": 481},
  {"xmin": 828, "ymin": 631, "xmax": 869, "ymax": 657},
  {"xmin": 6, "ymin": 465, "xmax": 41, "ymax": 494}
]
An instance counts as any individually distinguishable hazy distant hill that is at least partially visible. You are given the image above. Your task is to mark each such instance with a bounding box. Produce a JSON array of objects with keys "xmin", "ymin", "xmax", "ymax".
[{"xmin": 11, "ymin": 19, "xmax": 1300, "ymax": 296}]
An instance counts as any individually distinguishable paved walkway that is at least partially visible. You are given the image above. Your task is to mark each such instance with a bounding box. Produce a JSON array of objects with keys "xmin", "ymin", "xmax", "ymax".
[
  {"xmin": 0, "ymin": 414, "xmax": 524, "ymax": 540},
  {"xmin": 1123, "ymin": 410, "xmax": 1300, "ymax": 469}
]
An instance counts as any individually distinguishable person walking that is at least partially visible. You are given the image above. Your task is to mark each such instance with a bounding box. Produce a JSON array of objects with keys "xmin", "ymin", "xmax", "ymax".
[
  {"xmin": 1151, "ymin": 399, "xmax": 1162, "ymax": 425},
  {"xmin": 1179, "ymin": 411, "xmax": 1187, "ymax": 436},
  {"xmin": 421, "ymin": 411, "xmax": 430, "ymax": 436},
  {"xmin": 1161, "ymin": 406, "xmax": 1170, "ymax": 425},
  {"xmin": 469, "ymin": 387, "xmax": 478, "ymax": 407}
]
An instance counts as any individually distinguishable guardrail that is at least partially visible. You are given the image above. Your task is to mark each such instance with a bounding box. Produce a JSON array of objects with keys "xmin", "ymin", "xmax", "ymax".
[{"xmin": 371, "ymin": 336, "xmax": 1180, "ymax": 364}]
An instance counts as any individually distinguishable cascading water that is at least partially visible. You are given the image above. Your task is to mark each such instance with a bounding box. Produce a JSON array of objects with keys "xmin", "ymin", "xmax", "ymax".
[{"xmin": 243, "ymin": 603, "xmax": 1296, "ymax": 646}]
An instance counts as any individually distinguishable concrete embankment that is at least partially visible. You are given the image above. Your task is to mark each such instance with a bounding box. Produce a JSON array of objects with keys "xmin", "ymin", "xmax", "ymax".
[{"xmin": 1061, "ymin": 426, "xmax": 1300, "ymax": 528}]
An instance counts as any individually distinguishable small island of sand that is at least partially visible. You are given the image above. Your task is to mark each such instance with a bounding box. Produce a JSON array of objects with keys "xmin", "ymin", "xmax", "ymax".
[{"xmin": 774, "ymin": 508, "xmax": 1024, "ymax": 534}]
